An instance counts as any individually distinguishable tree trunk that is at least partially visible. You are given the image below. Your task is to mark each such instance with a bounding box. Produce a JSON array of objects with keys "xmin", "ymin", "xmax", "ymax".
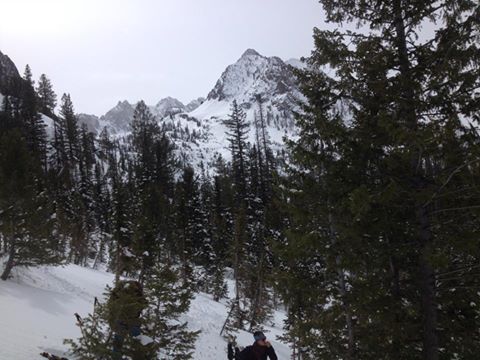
[
  {"xmin": 389, "ymin": 253, "xmax": 404, "ymax": 353},
  {"xmin": 114, "ymin": 242, "xmax": 121, "ymax": 285},
  {"xmin": 392, "ymin": 0, "xmax": 439, "ymax": 357},
  {"xmin": 337, "ymin": 261, "xmax": 355, "ymax": 360},
  {"xmin": 418, "ymin": 207, "xmax": 438, "ymax": 360},
  {"xmin": 92, "ymin": 231, "xmax": 105, "ymax": 269},
  {"xmin": 249, "ymin": 252, "xmax": 265, "ymax": 331},
  {"xmin": 328, "ymin": 213, "xmax": 355, "ymax": 359},
  {"xmin": 1, "ymin": 243, "xmax": 15, "ymax": 281}
]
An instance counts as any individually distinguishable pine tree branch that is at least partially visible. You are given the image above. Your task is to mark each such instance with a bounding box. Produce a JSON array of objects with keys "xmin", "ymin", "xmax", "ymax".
[
  {"xmin": 423, "ymin": 159, "xmax": 480, "ymax": 208},
  {"xmin": 429, "ymin": 205, "xmax": 480, "ymax": 215},
  {"xmin": 435, "ymin": 264, "xmax": 480, "ymax": 277}
]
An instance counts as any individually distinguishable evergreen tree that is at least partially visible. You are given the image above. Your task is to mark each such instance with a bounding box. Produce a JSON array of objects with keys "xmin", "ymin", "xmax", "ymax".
[
  {"xmin": 221, "ymin": 101, "xmax": 252, "ymax": 332},
  {"xmin": 22, "ymin": 65, "xmax": 47, "ymax": 167},
  {"xmin": 23, "ymin": 64, "xmax": 33, "ymax": 84},
  {"xmin": 253, "ymin": 94, "xmax": 274, "ymax": 201},
  {"xmin": 131, "ymin": 100, "xmax": 161, "ymax": 182},
  {"xmin": 65, "ymin": 263, "xmax": 199, "ymax": 359},
  {"xmin": 77, "ymin": 124, "xmax": 97, "ymax": 265},
  {"xmin": 129, "ymin": 100, "xmax": 176, "ymax": 278},
  {"xmin": 52, "ymin": 93, "xmax": 86, "ymax": 263},
  {"xmin": 143, "ymin": 263, "xmax": 200, "ymax": 359},
  {"xmin": 0, "ymin": 130, "xmax": 60, "ymax": 280},
  {"xmin": 174, "ymin": 167, "xmax": 198, "ymax": 286},
  {"xmin": 223, "ymin": 100, "xmax": 249, "ymax": 203},
  {"xmin": 36, "ymin": 73, "xmax": 57, "ymax": 114},
  {"xmin": 110, "ymin": 155, "xmax": 134, "ymax": 280},
  {"xmin": 92, "ymin": 161, "xmax": 111, "ymax": 268},
  {"xmin": 60, "ymin": 93, "xmax": 80, "ymax": 168},
  {"xmin": 244, "ymin": 146, "xmax": 273, "ymax": 330},
  {"xmin": 209, "ymin": 162, "xmax": 233, "ymax": 302},
  {"xmin": 277, "ymin": 1, "xmax": 480, "ymax": 359},
  {"xmin": 193, "ymin": 171, "xmax": 225, "ymax": 295}
]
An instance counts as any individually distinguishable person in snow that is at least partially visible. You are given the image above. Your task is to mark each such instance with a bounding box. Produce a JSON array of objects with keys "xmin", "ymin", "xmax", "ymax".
[
  {"xmin": 107, "ymin": 280, "xmax": 147, "ymax": 358},
  {"xmin": 237, "ymin": 331, "xmax": 278, "ymax": 360}
]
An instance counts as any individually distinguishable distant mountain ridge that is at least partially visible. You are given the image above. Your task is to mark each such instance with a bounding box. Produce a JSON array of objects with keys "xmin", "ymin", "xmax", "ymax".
[
  {"xmin": 0, "ymin": 48, "xmax": 303, "ymax": 168},
  {"xmin": 83, "ymin": 49, "xmax": 302, "ymax": 168}
]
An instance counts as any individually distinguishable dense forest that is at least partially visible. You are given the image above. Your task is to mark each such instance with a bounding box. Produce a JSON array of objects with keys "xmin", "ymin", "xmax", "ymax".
[{"xmin": 1, "ymin": 0, "xmax": 479, "ymax": 359}]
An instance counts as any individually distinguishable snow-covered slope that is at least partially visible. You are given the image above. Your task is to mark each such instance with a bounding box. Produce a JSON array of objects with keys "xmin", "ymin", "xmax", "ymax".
[
  {"xmin": 41, "ymin": 114, "xmax": 56, "ymax": 138},
  {"xmin": 0, "ymin": 264, "xmax": 290, "ymax": 359},
  {"xmin": 285, "ymin": 58, "xmax": 307, "ymax": 70},
  {"xmin": 0, "ymin": 265, "xmax": 112, "ymax": 359}
]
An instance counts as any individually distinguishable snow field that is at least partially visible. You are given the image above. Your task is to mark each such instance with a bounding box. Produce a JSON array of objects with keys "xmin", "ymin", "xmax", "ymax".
[{"xmin": 0, "ymin": 263, "xmax": 290, "ymax": 359}]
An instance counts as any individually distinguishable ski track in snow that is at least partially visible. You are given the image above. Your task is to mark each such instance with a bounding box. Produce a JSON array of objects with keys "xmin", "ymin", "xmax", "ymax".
[{"xmin": 0, "ymin": 264, "xmax": 291, "ymax": 359}]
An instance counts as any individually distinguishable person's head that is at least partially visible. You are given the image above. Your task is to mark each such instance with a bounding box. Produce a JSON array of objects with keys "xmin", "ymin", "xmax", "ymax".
[{"xmin": 253, "ymin": 331, "xmax": 267, "ymax": 345}]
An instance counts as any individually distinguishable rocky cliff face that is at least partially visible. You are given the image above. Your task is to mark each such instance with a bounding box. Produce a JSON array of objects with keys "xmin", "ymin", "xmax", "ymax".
[
  {"xmin": 0, "ymin": 50, "xmax": 21, "ymax": 93},
  {"xmin": 98, "ymin": 100, "xmax": 135, "ymax": 133},
  {"xmin": 185, "ymin": 97, "xmax": 205, "ymax": 112},
  {"xmin": 207, "ymin": 49, "xmax": 298, "ymax": 107}
]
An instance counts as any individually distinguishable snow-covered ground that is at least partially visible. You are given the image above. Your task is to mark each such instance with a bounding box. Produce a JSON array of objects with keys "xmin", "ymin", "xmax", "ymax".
[{"xmin": 0, "ymin": 264, "xmax": 290, "ymax": 359}]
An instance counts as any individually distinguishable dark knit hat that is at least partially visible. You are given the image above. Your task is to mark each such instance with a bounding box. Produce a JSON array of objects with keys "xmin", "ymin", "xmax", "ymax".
[{"xmin": 253, "ymin": 331, "xmax": 266, "ymax": 341}]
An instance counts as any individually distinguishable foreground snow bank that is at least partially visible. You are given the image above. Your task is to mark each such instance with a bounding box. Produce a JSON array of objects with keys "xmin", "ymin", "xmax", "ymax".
[{"xmin": 0, "ymin": 264, "xmax": 290, "ymax": 359}]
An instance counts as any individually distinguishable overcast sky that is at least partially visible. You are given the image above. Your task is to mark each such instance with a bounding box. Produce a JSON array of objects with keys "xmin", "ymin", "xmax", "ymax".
[{"xmin": 1, "ymin": 0, "xmax": 326, "ymax": 115}]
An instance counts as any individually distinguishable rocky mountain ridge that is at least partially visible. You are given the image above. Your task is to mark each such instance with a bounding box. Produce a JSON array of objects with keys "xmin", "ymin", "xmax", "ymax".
[{"xmin": 0, "ymin": 48, "xmax": 303, "ymax": 168}]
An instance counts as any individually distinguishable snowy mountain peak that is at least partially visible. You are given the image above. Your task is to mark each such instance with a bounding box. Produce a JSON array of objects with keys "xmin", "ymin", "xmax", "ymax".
[
  {"xmin": 241, "ymin": 48, "xmax": 262, "ymax": 58},
  {"xmin": 100, "ymin": 100, "xmax": 134, "ymax": 132},
  {"xmin": 152, "ymin": 97, "xmax": 185, "ymax": 118},
  {"xmin": 207, "ymin": 48, "xmax": 297, "ymax": 104},
  {"xmin": 116, "ymin": 100, "xmax": 132, "ymax": 109}
]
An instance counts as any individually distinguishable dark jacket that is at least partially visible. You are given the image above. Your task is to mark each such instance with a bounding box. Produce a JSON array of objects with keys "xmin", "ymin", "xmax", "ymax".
[{"xmin": 238, "ymin": 343, "xmax": 278, "ymax": 360}]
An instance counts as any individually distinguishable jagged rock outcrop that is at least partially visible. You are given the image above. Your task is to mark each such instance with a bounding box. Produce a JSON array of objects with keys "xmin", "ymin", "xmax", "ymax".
[
  {"xmin": 99, "ymin": 100, "xmax": 134, "ymax": 133},
  {"xmin": 185, "ymin": 97, "xmax": 205, "ymax": 112}
]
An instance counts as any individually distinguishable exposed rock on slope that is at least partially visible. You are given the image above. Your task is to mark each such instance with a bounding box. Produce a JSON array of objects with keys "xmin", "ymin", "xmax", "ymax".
[{"xmin": 0, "ymin": 50, "xmax": 21, "ymax": 92}]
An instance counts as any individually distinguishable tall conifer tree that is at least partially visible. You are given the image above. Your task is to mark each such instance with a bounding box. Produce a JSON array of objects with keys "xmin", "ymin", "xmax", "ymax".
[{"xmin": 278, "ymin": 1, "xmax": 480, "ymax": 359}]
